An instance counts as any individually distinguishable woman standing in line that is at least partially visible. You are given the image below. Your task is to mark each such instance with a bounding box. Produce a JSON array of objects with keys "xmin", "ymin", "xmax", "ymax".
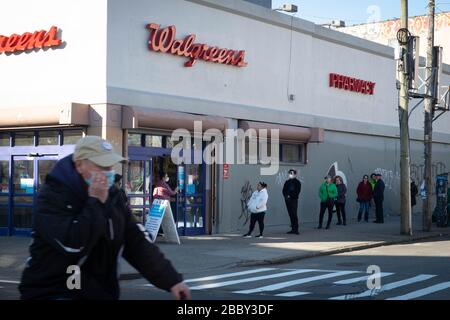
[
  {"xmin": 243, "ymin": 182, "xmax": 269, "ymax": 239},
  {"xmin": 318, "ymin": 176, "xmax": 338, "ymax": 230},
  {"xmin": 356, "ymin": 175, "xmax": 373, "ymax": 222},
  {"xmin": 335, "ymin": 176, "xmax": 347, "ymax": 226}
]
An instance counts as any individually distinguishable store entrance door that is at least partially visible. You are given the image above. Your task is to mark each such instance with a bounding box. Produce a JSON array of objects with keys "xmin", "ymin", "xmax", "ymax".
[
  {"xmin": 127, "ymin": 146, "xmax": 206, "ymax": 236},
  {"xmin": 4, "ymin": 155, "xmax": 58, "ymax": 236}
]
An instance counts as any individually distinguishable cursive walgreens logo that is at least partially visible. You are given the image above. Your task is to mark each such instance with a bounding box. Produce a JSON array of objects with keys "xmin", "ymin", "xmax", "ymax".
[
  {"xmin": 146, "ymin": 23, "xmax": 248, "ymax": 68},
  {"xmin": 0, "ymin": 26, "xmax": 62, "ymax": 54}
]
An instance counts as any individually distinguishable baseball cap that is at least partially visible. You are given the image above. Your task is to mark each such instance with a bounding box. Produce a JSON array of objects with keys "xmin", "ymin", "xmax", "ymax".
[{"xmin": 72, "ymin": 136, "xmax": 126, "ymax": 167}]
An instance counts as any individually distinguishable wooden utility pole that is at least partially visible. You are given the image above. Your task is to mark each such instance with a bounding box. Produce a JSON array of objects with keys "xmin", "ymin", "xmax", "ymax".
[
  {"xmin": 423, "ymin": 0, "xmax": 435, "ymax": 232},
  {"xmin": 399, "ymin": 0, "xmax": 412, "ymax": 235}
]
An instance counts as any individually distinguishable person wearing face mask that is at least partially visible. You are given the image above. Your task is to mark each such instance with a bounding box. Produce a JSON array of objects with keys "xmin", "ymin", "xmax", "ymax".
[
  {"xmin": 19, "ymin": 136, "xmax": 190, "ymax": 301},
  {"xmin": 153, "ymin": 172, "xmax": 179, "ymax": 200},
  {"xmin": 282, "ymin": 169, "xmax": 302, "ymax": 235}
]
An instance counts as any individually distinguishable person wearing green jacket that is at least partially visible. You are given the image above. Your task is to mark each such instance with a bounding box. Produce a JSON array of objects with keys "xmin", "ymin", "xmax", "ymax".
[
  {"xmin": 369, "ymin": 173, "xmax": 377, "ymax": 190},
  {"xmin": 318, "ymin": 175, "xmax": 338, "ymax": 229}
]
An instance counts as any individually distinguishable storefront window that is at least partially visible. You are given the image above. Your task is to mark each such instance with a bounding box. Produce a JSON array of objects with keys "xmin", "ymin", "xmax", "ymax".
[
  {"xmin": 281, "ymin": 144, "xmax": 304, "ymax": 163},
  {"xmin": 128, "ymin": 134, "xmax": 142, "ymax": 147},
  {"xmin": 145, "ymin": 135, "xmax": 162, "ymax": 148},
  {"xmin": 14, "ymin": 132, "xmax": 35, "ymax": 146},
  {"xmin": 14, "ymin": 160, "xmax": 34, "ymax": 193},
  {"xmin": 127, "ymin": 160, "xmax": 144, "ymax": 194},
  {"xmin": 0, "ymin": 161, "xmax": 9, "ymax": 193},
  {"xmin": 38, "ymin": 131, "xmax": 59, "ymax": 146},
  {"xmin": 0, "ymin": 133, "xmax": 10, "ymax": 147},
  {"xmin": 63, "ymin": 129, "xmax": 83, "ymax": 145}
]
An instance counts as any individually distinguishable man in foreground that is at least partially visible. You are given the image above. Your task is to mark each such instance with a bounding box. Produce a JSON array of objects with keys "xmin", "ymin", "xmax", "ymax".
[{"xmin": 19, "ymin": 136, "xmax": 190, "ymax": 300}]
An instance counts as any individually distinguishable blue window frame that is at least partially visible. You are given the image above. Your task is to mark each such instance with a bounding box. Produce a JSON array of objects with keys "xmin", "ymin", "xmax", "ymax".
[
  {"xmin": 0, "ymin": 128, "xmax": 85, "ymax": 236},
  {"xmin": 127, "ymin": 133, "xmax": 206, "ymax": 236}
]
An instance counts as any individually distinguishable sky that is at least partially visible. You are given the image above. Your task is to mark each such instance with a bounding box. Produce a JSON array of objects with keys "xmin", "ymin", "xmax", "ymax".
[{"xmin": 271, "ymin": 0, "xmax": 450, "ymax": 26}]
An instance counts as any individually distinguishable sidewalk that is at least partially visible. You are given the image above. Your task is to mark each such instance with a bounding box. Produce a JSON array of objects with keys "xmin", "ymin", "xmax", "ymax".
[{"xmin": 1, "ymin": 213, "xmax": 449, "ymax": 281}]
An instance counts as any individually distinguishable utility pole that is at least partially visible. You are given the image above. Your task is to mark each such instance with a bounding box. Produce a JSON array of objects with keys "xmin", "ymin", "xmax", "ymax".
[
  {"xmin": 423, "ymin": 0, "xmax": 435, "ymax": 232},
  {"xmin": 399, "ymin": 0, "xmax": 412, "ymax": 235}
]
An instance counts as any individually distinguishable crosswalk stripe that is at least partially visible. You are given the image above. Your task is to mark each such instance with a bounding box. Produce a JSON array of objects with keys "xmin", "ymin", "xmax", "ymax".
[
  {"xmin": 142, "ymin": 268, "xmax": 278, "ymax": 287},
  {"xmin": 184, "ymin": 268, "xmax": 277, "ymax": 283},
  {"xmin": 0, "ymin": 280, "xmax": 20, "ymax": 284},
  {"xmin": 190, "ymin": 269, "xmax": 320, "ymax": 290},
  {"xmin": 275, "ymin": 291, "xmax": 310, "ymax": 297},
  {"xmin": 234, "ymin": 270, "xmax": 358, "ymax": 295},
  {"xmin": 329, "ymin": 274, "xmax": 436, "ymax": 300},
  {"xmin": 334, "ymin": 272, "xmax": 394, "ymax": 285},
  {"xmin": 386, "ymin": 281, "xmax": 450, "ymax": 300}
]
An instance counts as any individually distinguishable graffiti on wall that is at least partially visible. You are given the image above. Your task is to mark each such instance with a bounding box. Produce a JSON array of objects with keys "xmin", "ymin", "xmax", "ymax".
[
  {"xmin": 343, "ymin": 13, "xmax": 450, "ymax": 40},
  {"xmin": 239, "ymin": 181, "xmax": 253, "ymax": 226},
  {"xmin": 374, "ymin": 162, "xmax": 447, "ymax": 194},
  {"xmin": 327, "ymin": 162, "xmax": 348, "ymax": 185},
  {"xmin": 275, "ymin": 171, "xmax": 289, "ymax": 187},
  {"xmin": 411, "ymin": 162, "xmax": 447, "ymax": 194}
]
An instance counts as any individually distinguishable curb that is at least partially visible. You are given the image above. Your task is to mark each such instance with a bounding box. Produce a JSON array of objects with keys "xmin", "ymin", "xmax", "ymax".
[
  {"xmin": 118, "ymin": 231, "xmax": 450, "ymax": 281},
  {"xmin": 234, "ymin": 232, "xmax": 450, "ymax": 267}
]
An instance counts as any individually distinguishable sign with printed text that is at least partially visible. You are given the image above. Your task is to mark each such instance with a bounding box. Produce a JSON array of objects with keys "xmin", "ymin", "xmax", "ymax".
[
  {"xmin": 146, "ymin": 23, "xmax": 248, "ymax": 68},
  {"xmin": 145, "ymin": 199, "xmax": 180, "ymax": 245},
  {"xmin": 223, "ymin": 164, "xmax": 230, "ymax": 179},
  {"xmin": 329, "ymin": 73, "xmax": 376, "ymax": 95},
  {"xmin": 0, "ymin": 26, "xmax": 62, "ymax": 55}
]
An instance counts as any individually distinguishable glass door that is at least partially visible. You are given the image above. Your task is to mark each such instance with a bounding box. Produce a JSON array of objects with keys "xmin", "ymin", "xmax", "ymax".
[
  {"xmin": 126, "ymin": 159, "xmax": 152, "ymax": 224},
  {"xmin": 0, "ymin": 158, "xmax": 10, "ymax": 236},
  {"xmin": 11, "ymin": 156, "xmax": 35, "ymax": 235},
  {"xmin": 10, "ymin": 155, "xmax": 57, "ymax": 236},
  {"xmin": 177, "ymin": 163, "xmax": 206, "ymax": 236}
]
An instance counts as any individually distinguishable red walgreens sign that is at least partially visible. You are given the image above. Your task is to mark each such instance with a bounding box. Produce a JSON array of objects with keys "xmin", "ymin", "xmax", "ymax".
[
  {"xmin": 329, "ymin": 73, "xmax": 376, "ymax": 95},
  {"xmin": 146, "ymin": 23, "xmax": 248, "ymax": 68},
  {"xmin": 0, "ymin": 26, "xmax": 62, "ymax": 54}
]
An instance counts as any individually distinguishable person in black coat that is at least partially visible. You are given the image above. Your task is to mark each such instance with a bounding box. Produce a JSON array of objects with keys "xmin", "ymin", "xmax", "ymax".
[
  {"xmin": 19, "ymin": 136, "xmax": 190, "ymax": 300},
  {"xmin": 334, "ymin": 176, "xmax": 347, "ymax": 226},
  {"xmin": 282, "ymin": 169, "xmax": 302, "ymax": 234},
  {"xmin": 373, "ymin": 173, "xmax": 386, "ymax": 223}
]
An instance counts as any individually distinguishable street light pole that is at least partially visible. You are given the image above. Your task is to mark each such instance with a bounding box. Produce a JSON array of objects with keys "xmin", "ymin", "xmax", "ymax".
[
  {"xmin": 399, "ymin": 0, "xmax": 412, "ymax": 235},
  {"xmin": 423, "ymin": 0, "xmax": 435, "ymax": 232}
]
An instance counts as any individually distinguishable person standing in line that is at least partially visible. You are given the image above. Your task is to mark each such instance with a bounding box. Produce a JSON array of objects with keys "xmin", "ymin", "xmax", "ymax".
[
  {"xmin": 368, "ymin": 172, "xmax": 377, "ymax": 219},
  {"xmin": 373, "ymin": 173, "xmax": 386, "ymax": 223},
  {"xmin": 335, "ymin": 176, "xmax": 347, "ymax": 226},
  {"xmin": 356, "ymin": 175, "xmax": 373, "ymax": 222},
  {"xmin": 283, "ymin": 169, "xmax": 302, "ymax": 235},
  {"xmin": 114, "ymin": 174, "xmax": 129, "ymax": 206},
  {"xmin": 243, "ymin": 182, "xmax": 269, "ymax": 239},
  {"xmin": 317, "ymin": 176, "xmax": 338, "ymax": 230}
]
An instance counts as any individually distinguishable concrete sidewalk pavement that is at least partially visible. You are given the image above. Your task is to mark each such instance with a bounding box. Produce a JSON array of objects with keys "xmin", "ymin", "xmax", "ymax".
[{"xmin": 1, "ymin": 213, "xmax": 449, "ymax": 282}]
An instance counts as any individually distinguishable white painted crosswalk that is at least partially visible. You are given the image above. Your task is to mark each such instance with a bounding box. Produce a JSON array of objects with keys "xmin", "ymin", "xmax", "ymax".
[
  {"xmin": 333, "ymin": 272, "xmax": 394, "ymax": 285},
  {"xmin": 189, "ymin": 269, "xmax": 320, "ymax": 290},
  {"xmin": 386, "ymin": 281, "xmax": 450, "ymax": 300},
  {"xmin": 139, "ymin": 267, "xmax": 450, "ymax": 300},
  {"xmin": 234, "ymin": 270, "xmax": 358, "ymax": 295},
  {"xmin": 329, "ymin": 274, "xmax": 436, "ymax": 300}
]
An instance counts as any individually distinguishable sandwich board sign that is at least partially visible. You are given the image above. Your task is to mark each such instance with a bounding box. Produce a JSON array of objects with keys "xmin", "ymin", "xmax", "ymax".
[{"xmin": 145, "ymin": 199, "xmax": 180, "ymax": 245}]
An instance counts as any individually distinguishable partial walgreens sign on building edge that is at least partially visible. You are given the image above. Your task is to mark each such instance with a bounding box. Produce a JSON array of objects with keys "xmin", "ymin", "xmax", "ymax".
[
  {"xmin": 146, "ymin": 23, "xmax": 248, "ymax": 68},
  {"xmin": 329, "ymin": 73, "xmax": 376, "ymax": 95},
  {"xmin": 0, "ymin": 26, "xmax": 62, "ymax": 54}
]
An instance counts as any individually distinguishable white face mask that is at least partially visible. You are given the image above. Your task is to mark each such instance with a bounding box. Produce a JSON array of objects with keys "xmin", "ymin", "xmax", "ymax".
[
  {"xmin": 164, "ymin": 177, "xmax": 170, "ymax": 182},
  {"xmin": 289, "ymin": 174, "xmax": 295, "ymax": 179}
]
